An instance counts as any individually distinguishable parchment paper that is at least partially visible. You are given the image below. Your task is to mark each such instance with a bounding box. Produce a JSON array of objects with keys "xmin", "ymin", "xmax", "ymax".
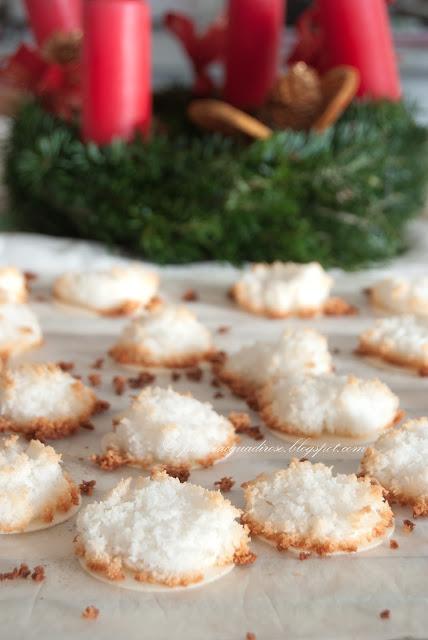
[{"xmin": 0, "ymin": 228, "xmax": 428, "ymax": 640}]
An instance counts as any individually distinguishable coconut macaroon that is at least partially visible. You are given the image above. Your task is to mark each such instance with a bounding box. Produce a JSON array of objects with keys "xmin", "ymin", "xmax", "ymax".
[
  {"xmin": 242, "ymin": 459, "xmax": 394, "ymax": 555},
  {"xmin": 53, "ymin": 264, "xmax": 159, "ymax": 316},
  {"xmin": 94, "ymin": 386, "xmax": 237, "ymax": 473},
  {"xmin": 75, "ymin": 473, "xmax": 254, "ymax": 587},
  {"xmin": 0, "ymin": 304, "xmax": 42, "ymax": 361},
  {"xmin": 369, "ymin": 275, "xmax": 428, "ymax": 316},
  {"xmin": 214, "ymin": 328, "xmax": 333, "ymax": 405},
  {"xmin": 360, "ymin": 418, "xmax": 428, "ymax": 517},
  {"xmin": 0, "ymin": 267, "xmax": 28, "ymax": 304},
  {"xmin": 0, "ymin": 363, "xmax": 107, "ymax": 439},
  {"xmin": 232, "ymin": 261, "xmax": 355, "ymax": 318},
  {"xmin": 358, "ymin": 315, "xmax": 428, "ymax": 375},
  {"xmin": 258, "ymin": 373, "xmax": 401, "ymax": 440},
  {"xmin": 0, "ymin": 435, "xmax": 79, "ymax": 533},
  {"xmin": 109, "ymin": 305, "xmax": 215, "ymax": 368}
]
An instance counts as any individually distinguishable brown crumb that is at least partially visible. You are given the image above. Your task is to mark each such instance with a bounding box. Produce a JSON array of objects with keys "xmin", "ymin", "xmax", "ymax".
[
  {"xmin": 163, "ymin": 466, "xmax": 190, "ymax": 483},
  {"xmin": 379, "ymin": 609, "xmax": 390, "ymax": 620},
  {"xmin": 227, "ymin": 287, "xmax": 235, "ymax": 301},
  {"xmin": 24, "ymin": 271, "xmax": 38, "ymax": 282},
  {"xmin": 186, "ymin": 366, "xmax": 203, "ymax": 382},
  {"xmin": 229, "ymin": 412, "xmax": 251, "ymax": 431},
  {"xmin": 79, "ymin": 480, "xmax": 96, "ymax": 496},
  {"xmin": 234, "ymin": 550, "xmax": 257, "ymax": 566},
  {"xmin": 214, "ymin": 391, "xmax": 224, "ymax": 399},
  {"xmin": 94, "ymin": 399, "xmax": 110, "ymax": 413},
  {"xmin": 214, "ymin": 477, "xmax": 235, "ymax": 492},
  {"xmin": 246, "ymin": 634, "xmax": 256, "ymax": 640},
  {"xmin": 73, "ymin": 374, "xmax": 82, "ymax": 380},
  {"xmin": 211, "ymin": 378, "xmax": 222, "ymax": 388},
  {"xmin": 389, "ymin": 539, "xmax": 399, "ymax": 550},
  {"xmin": 82, "ymin": 606, "xmax": 99, "ymax": 620},
  {"xmin": 363, "ymin": 287, "xmax": 372, "ymax": 296},
  {"xmin": 91, "ymin": 357, "xmax": 104, "ymax": 370},
  {"xmin": 128, "ymin": 371, "xmax": 155, "ymax": 389},
  {"xmin": 299, "ymin": 457, "xmax": 309, "ymax": 463},
  {"xmin": 403, "ymin": 519, "xmax": 415, "ymax": 534},
  {"xmin": 209, "ymin": 350, "xmax": 226, "ymax": 366},
  {"xmin": 81, "ymin": 421, "xmax": 95, "ymax": 431},
  {"xmin": 217, "ymin": 325, "xmax": 231, "ymax": 334},
  {"xmin": 88, "ymin": 373, "xmax": 102, "ymax": 388},
  {"xmin": 332, "ymin": 348, "xmax": 341, "ymax": 355},
  {"xmin": 34, "ymin": 294, "xmax": 48, "ymax": 302},
  {"xmin": 298, "ymin": 552, "xmax": 311, "ymax": 561},
  {"xmin": 0, "ymin": 563, "xmax": 31, "ymax": 581},
  {"xmin": 419, "ymin": 366, "xmax": 428, "ymax": 378},
  {"xmin": 112, "ymin": 375, "xmax": 127, "ymax": 396},
  {"xmin": 57, "ymin": 361, "xmax": 75, "ymax": 372},
  {"xmin": 181, "ymin": 289, "xmax": 199, "ymax": 302},
  {"xmin": 171, "ymin": 371, "xmax": 181, "ymax": 382},
  {"xmin": 31, "ymin": 566, "xmax": 45, "ymax": 582}
]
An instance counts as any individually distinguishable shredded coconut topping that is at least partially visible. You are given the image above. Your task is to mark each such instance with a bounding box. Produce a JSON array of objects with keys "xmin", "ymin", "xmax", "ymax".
[
  {"xmin": 259, "ymin": 373, "xmax": 399, "ymax": 438},
  {"xmin": 103, "ymin": 386, "xmax": 235, "ymax": 467},
  {"xmin": 234, "ymin": 262, "xmax": 333, "ymax": 315},
  {"xmin": 371, "ymin": 276, "xmax": 428, "ymax": 316},
  {"xmin": 54, "ymin": 264, "xmax": 159, "ymax": 312},
  {"xmin": 0, "ymin": 435, "xmax": 76, "ymax": 531},
  {"xmin": 76, "ymin": 473, "xmax": 249, "ymax": 583}
]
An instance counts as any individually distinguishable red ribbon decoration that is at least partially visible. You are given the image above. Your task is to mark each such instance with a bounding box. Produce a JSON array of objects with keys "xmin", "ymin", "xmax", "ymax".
[
  {"xmin": 164, "ymin": 12, "xmax": 227, "ymax": 96},
  {"xmin": 0, "ymin": 44, "xmax": 81, "ymax": 119}
]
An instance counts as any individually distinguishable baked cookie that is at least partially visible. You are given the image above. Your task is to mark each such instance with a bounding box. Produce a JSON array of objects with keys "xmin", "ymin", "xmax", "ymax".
[
  {"xmin": 214, "ymin": 328, "xmax": 333, "ymax": 405},
  {"xmin": 75, "ymin": 472, "xmax": 254, "ymax": 587},
  {"xmin": 0, "ymin": 363, "xmax": 108, "ymax": 439},
  {"xmin": 109, "ymin": 305, "xmax": 215, "ymax": 368},
  {"xmin": 369, "ymin": 275, "xmax": 428, "ymax": 316},
  {"xmin": 0, "ymin": 304, "xmax": 42, "ymax": 361},
  {"xmin": 258, "ymin": 373, "xmax": 401, "ymax": 440},
  {"xmin": 53, "ymin": 264, "xmax": 159, "ymax": 316},
  {"xmin": 242, "ymin": 459, "xmax": 394, "ymax": 555},
  {"xmin": 360, "ymin": 418, "xmax": 428, "ymax": 517},
  {"xmin": 0, "ymin": 435, "xmax": 79, "ymax": 533},
  {"xmin": 358, "ymin": 315, "xmax": 428, "ymax": 375},
  {"xmin": 0, "ymin": 267, "xmax": 28, "ymax": 304},
  {"xmin": 232, "ymin": 262, "xmax": 355, "ymax": 318},
  {"xmin": 94, "ymin": 386, "xmax": 237, "ymax": 473}
]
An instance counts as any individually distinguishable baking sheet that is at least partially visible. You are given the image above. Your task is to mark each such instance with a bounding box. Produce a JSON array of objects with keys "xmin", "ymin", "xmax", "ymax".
[{"xmin": 0, "ymin": 230, "xmax": 428, "ymax": 640}]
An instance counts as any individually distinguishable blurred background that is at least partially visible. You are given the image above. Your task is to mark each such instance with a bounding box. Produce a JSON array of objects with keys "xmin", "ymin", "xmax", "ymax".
[{"xmin": 0, "ymin": 0, "xmax": 427, "ymax": 121}]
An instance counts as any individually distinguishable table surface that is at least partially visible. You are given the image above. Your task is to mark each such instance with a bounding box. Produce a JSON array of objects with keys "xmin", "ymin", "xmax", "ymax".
[{"xmin": 0, "ymin": 228, "xmax": 427, "ymax": 640}]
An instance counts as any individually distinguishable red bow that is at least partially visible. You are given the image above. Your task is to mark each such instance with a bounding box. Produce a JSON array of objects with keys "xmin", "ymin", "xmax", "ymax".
[
  {"xmin": 0, "ymin": 44, "xmax": 81, "ymax": 119},
  {"xmin": 164, "ymin": 12, "xmax": 227, "ymax": 96}
]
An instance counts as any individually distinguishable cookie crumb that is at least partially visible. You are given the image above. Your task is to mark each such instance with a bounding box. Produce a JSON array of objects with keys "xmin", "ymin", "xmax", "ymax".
[
  {"xmin": 217, "ymin": 325, "xmax": 230, "ymax": 334},
  {"xmin": 112, "ymin": 376, "xmax": 126, "ymax": 395},
  {"xmin": 211, "ymin": 378, "xmax": 222, "ymax": 388},
  {"xmin": 214, "ymin": 477, "xmax": 235, "ymax": 492},
  {"xmin": 128, "ymin": 371, "xmax": 156, "ymax": 389},
  {"xmin": 81, "ymin": 421, "xmax": 95, "ymax": 431},
  {"xmin": 171, "ymin": 371, "xmax": 181, "ymax": 382},
  {"xmin": 229, "ymin": 412, "xmax": 251, "ymax": 431},
  {"xmin": 0, "ymin": 563, "xmax": 31, "ymax": 581},
  {"xmin": 403, "ymin": 519, "xmax": 415, "ymax": 534},
  {"xmin": 246, "ymin": 634, "xmax": 256, "ymax": 640},
  {"xmin": 186, "ymin": 366, "xmax": 203, "ymax": 382},
  {"xmin": 95, "ymin": 399, "xmax": 110, "ymax": 413},
  {"xmin": 298, "ymin": 552, "xmax": 311, "ymax": 561},
  {"xmin": 88, "ymin": 373, "xmax": 102, "ymax": 388},
  {"xmin": 163, "ymin": 466, "xmax": 190, "ymax": 483},
  {"xmin": 82, "ymin": 606, "xmax": 99, "ymax": 620},
  {"xmin": 234, "ymin": 550, "xmax": 257, "ymax": 566},
  {"xmin": 57, "ymin": 361, "xmax": 75, "ymax": 372},
  {"xmin": 389, "ymin": 539, "xmax": 399, "ymax": 550},
  {"xmin": 31, "ymin": 566, "xmax": 45, "ymax": 582},
  {"xmin": 79, "ymin": 480, "xmax": 96, "ymax": 496},
  {"xmin": 379, "ymin": 609, "xmax": 390, "ymax": 620},
  {"xmin": 214, "ymin": 391, "xmax": 224, "ymax": 399},
  {"xmin": 182, "ymin": 289, "xmax": 199, "ymax": 302},
  {"xmin": 91, "ymin": 358, "xmax": 104, "ymax": 370},
  {"xmin": 24, "ymin": 271, "xmax": 38, "ymax": 282}
]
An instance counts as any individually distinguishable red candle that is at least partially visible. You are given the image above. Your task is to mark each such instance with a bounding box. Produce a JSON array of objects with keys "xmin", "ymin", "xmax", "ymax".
[
  {"xmin": 24, "ymin": 0, "xmax": 82, "ymax": 46},
  {"xmin": 318, "ymin": 0, "xmax": 401, "ymax": 100},
  {"xmin": 225, "ymin": 0, "xmax": 285, "ymax": 109},
  {"xmin": 82, "ymin": 0, "xmax": 151, "ymax": 145}
]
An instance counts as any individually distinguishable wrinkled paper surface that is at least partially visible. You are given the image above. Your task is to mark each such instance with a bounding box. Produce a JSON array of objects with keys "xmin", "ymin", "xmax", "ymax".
[{"xmin": 0, "ymin": 229, "xmax": 428, "ymax": 640}]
